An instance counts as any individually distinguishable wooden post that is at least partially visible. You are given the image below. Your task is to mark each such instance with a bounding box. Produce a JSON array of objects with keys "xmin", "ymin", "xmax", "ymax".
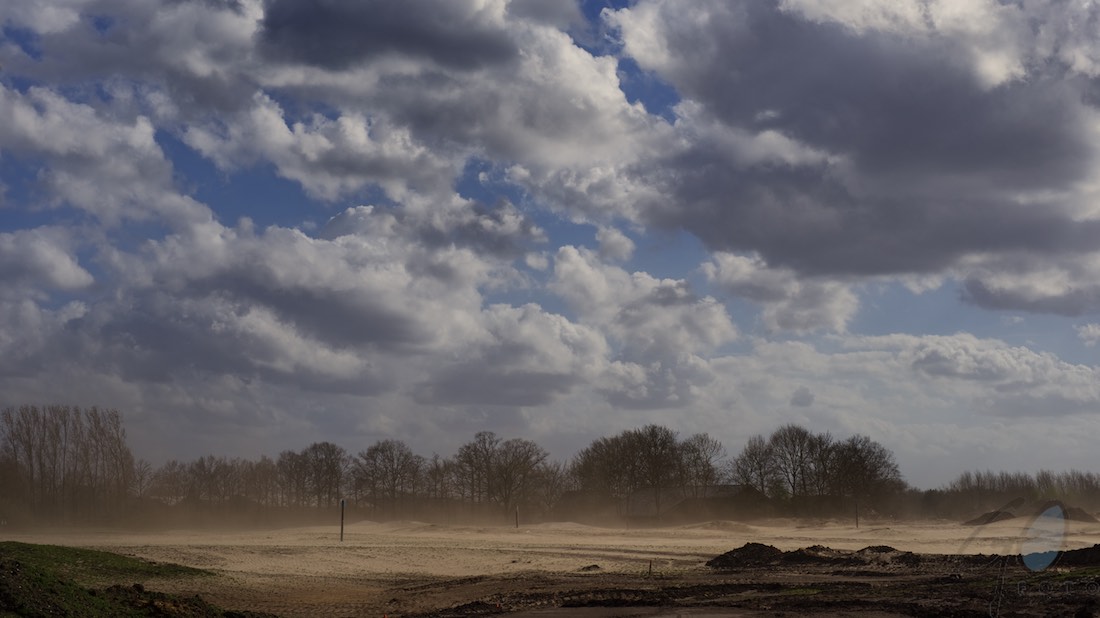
[
  {"xmin": 515, "ymin": 506, "xmax": 519, "ymax": 529},
  {"xmin": 340, "ymin": 498, "xmax": 346, "ymax": 542}
]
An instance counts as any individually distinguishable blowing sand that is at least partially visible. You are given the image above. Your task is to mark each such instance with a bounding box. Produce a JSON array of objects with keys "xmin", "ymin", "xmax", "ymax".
[{"xmin": 7, "ymin": 518, "xmax": 1100, "ymax": 616}]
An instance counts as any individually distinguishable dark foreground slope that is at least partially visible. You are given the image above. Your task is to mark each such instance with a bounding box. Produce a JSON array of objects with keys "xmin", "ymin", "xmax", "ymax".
[{"xmin": 0, "ymin": 542, "xmax": 274, "ymax": 617}]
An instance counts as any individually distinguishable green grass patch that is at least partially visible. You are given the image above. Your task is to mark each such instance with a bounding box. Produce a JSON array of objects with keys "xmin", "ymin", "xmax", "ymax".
[
  {"xmin": 0, "ymin": 542, "xmax": 260, "ymax": 617},
  {"xmin": 0, "ymin": 541, "xmax": 210, "ymax": 584}
]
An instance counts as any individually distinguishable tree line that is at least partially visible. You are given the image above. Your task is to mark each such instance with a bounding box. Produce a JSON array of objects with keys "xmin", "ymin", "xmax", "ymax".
[
  {"xmin": 0, "ymin": 405, "xmax": 134, "ymax": 522},
  {"xmin": 915, "ymin": 468, "xmax": 1100, "ymax": 518},
  {"xmin": 4, "ymin": 404, "xmax": 1100, "ymax": 527}
]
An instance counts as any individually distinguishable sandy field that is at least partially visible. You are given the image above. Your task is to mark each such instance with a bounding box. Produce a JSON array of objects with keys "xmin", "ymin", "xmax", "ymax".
[{"xmin": 8, "ymin": 518, "xmax": 1100, "ymax": 616}]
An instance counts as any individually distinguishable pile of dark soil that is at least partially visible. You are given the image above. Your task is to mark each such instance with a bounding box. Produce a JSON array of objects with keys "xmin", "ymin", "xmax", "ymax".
[
  {"xmin": 705, "ymin": 542, "xmax": 783, "ymax": 568},
  {"xmin": 1052, "ymin": 543, "xmax": 1100, "ymax": 567},
  {"xmin": 781, "ymin": 544, "xmax": 858, "ymax": 565},
  {"xmin": 707, "ymin": 543, "xmax": 922, "ymax": 570},
  {"xmin": 1065, "ymin": 506, "xmax": 1099, "ymax": 523},
  {"xmin": 963, "ymin": 510, "xmax": 1016, "ymax": 525},
  {"xmin": 854, "ymin": 545, "xmax": 922, "ymax": 567}
]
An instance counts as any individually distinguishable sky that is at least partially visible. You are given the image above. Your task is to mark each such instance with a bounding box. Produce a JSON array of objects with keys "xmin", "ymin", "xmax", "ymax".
[{"xmin": 1, "ymin": 0, "xmax": 1099, "ymax": 489}]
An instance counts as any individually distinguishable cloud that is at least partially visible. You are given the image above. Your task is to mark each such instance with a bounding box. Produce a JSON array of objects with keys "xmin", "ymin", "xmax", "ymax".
[
  {"xmin": 596, "ymin": 225, "xmax": 635, "ymax": 262},
  {"xmin": 0, "ymin": 85, "xmax": 208, "ymax": 226},
  {"xmin": 953, "ymin": 253, "xmax": 1100, "ymax": 316},
  {"xmin": 599, "ymin": 0, "xmax": 1100, "ymax": 311},
  {"xmin": 551, "ymin": 245, "xmax": 737, "ymax": 407},
  {"xmin": 183, "ymin": 93, "xmax": 459, "ymax": 201},
  {"xmin": 506, "ymin": 0, "xmax": 584, "ymax": 29},
  {"xmin": 1, "ymin": 0, "xmax": 263, "ymax": 114},
  {"xmin": 14, "ymin": 195, "xmax": 575, "ymax": 410},
  {"xmin": 2, "ymin": 0, "xmax": 1099, "ymax": 485},
  {"xmin": 0, "ymin": 298, "xmax": 86, "ymax": 378},
  {"xmin": 790, "ymin": 385, "xmax": 814, "ymax": 407},
  {"xmin": 413, "ymin": 303, "xmax": 607, "ymax": 407},
  {"xmin": 860, "ymin": 333, "xmax": 1100, "ymax": 418},
  {"xmin": 1078, "ymin": 324, "xmax": 1100, "ymax": 347},
  {"xmin": 0, "ymin": 228, "xmax": 93, "ymax": 296},
  {"xmin": 702, "ymin": 252, "xmax": 857, "ymax": 333},
  {"xmin": 259, "ymin": 0, "xmax": 518, "ymax": 71},
  {"xmin": 780, "ymin": 0, "xmax": 1100, "ymax": 83},
  {"xmin": 0, "ymin": 0, "xmax": 87, "ymax": 34}
]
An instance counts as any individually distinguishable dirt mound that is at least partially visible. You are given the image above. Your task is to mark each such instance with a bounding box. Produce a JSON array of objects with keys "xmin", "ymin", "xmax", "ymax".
[
  {"xmin": 708, "ymin": 543, "xmax": 924, "ymax": 570},
  {"xmin": 962, "ymin": 510, "xmax": 1016, "ymax": 525},
  {"xmin": 857, "ymin": 545, "xmax": 898, "ymax": 553},
  {"xmin": 705, "ymin": 542, "xmax": 783, "ymax": 568},
  {"xmin": 1065, "ymin": 507, "xmax": 1099, "ymax": 523},
  {"xmin": 781, "ymin": 545, "xmax": 856, "ymax": 565},
  {"xmin": 682, "ymin": 520, "xmax": 756, "ymax": 534},
  {"xmin": 1052, "ymin": 544, "xmax": 1100, "ymax": 567}
]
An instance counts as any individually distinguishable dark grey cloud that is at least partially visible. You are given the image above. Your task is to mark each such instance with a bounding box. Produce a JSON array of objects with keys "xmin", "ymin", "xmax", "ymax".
[
  {"xmin": 506, "ymin": 0, "xmax": 583, "ymax": 29},
  {"xmin": 610, "ymin": 0, "xmax": 1100, "ymax": 288},
  {"xmin": 259, "ymin": 0, "xmax": 519, "ymax": 70},
  {"xmin": 659, "ymin": 7, "xmax": 1088, "ymax": 187},
  {"xmin": 790, "ymin": 386, "xmax": 814, "ymax": 407},
  {"xmin": 195, "ymin": 274, "xmax": 426, "ymax": 349},
  {"xmin": 87, "ymin": 291, "xmax": 391, "ymax": 395},
  {"xmin": 962, "ymin": 277, "xmax": 1100, "ymax": 317},
  {"xmin": 0, "ymin": 0, "xmax": 260, "ymax": 114}
]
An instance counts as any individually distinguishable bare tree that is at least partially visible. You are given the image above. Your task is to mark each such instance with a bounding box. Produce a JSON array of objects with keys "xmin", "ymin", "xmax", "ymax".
[
  {"xmin": 491, "ymin": 438, "xmax": 548, "ymax": 512},
  {"xmin": 355, "ymin": 439, "xmax": 423, "ymax": 516},
  {"xmin": 530, "ymin": 460, "xmax": 572, "ymax": 515},
  {"xmin": 242, "ymin": 455, "xmax": 279, "ymax": 506},
  {"xmin": 277, "ymin": 449, "xmax": 308, "ymax": 507},
  {"xmin": 0, "ymin": 405, "xmax": 135, "ymax": 520},
  {"xmin": 805, "ymin": 432, "xmax": 835, "ymax": 498},
  {"xmin": 453, "ymin": 431, "xmax": 500, "ymax": 504},
  {"xmin": 729, "ymin": 434, "xmax": 777, "ymax": 496},
  {"xmin": 769, "ymin": 424, "xmax": 814, "ymax": 501},
  {"xmin": 150, "ymin": 460, "xmax": 188, "ymax": 505},
  {"xmin": 832, "ymin": 434, "xmax": 903, "ymax": 526},
  {"xmin": 572, "ymin": 434, "xmax": 639, "ymax": 501},
  {"xmin": 422, "ymin": 454, "xmax": 452, "ymax": 501},
  {"xmin": 302, "ymin": 442, "xmax": 348, "ymax": 508},
  {"xmin": 632, "ymin": 425, "xmax": 680, "ymax": 516},
  {"xmin": 131, "ymin": 458, "xmax": 154, "ymax": 499},
  {"xmin": 678, "ymin": 433, "xmax": 725, "ymax": 497}
]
